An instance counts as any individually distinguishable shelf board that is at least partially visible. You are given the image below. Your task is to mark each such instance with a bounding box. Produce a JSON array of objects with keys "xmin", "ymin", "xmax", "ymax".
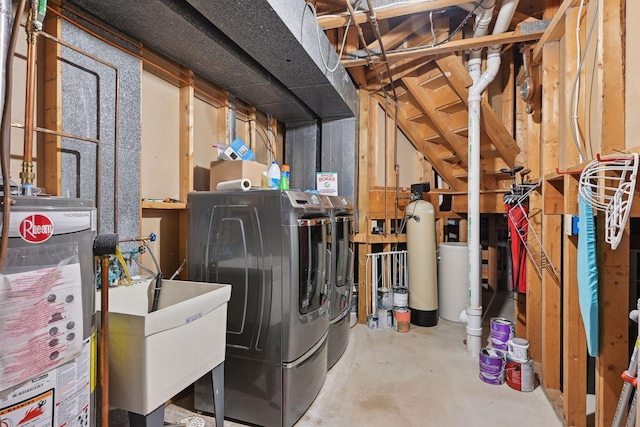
[{"xmin": 141, "ymin": 201, "xmax": 186, "ymax": 210}]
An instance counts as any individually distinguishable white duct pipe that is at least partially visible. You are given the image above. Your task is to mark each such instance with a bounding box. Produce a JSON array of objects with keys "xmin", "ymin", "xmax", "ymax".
[{"xmin": 465, "ymin": 0, "xmax": 519, "ymax": 358}]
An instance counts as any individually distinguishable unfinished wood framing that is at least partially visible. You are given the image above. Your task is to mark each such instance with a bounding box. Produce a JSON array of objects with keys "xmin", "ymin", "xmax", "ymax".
[
  {"xmin": 524, "ymin": 60, "xmax": 543, "ymax": 362},
  {"xmin": 595, "ymin": 1, "xmax": 629, "ymax": 424},
  {"xmin": 28, "ymin": 2, "xmax": 640, "ymax": 425},
  {"xmin": 540, "ymin": 41, "xmax": 562, "ymax": 391},
  {"xmin": 563, "ymin": 175, "xmax": 586, "ymax": 426},
  {"xmin": 177, "ymin": 67, "xmax": 194, "ymax": 278},
  {"xmin": 42, "ymin": 8, "xmax": 62, "ymax": 196}
]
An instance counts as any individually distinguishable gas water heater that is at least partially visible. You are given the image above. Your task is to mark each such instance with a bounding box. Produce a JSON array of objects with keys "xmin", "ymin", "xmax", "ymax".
[
  {"xmin": 0, "ymin": 196, "xmax": 97, "ymax": 427},
  {"xmin": 406, "ymin": 199, "xmax": 438, "ymax": 326}
]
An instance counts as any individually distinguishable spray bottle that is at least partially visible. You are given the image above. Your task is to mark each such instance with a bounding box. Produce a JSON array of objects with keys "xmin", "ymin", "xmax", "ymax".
[{"xmin": 278, "ymin": 165, "xmax": 290, "ymax": 190}]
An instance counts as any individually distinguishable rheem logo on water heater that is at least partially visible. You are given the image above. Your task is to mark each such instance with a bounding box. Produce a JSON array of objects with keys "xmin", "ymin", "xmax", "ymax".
[{"xmin": 19, "ymin": 214, "xmax": 54, "ymax": 243}]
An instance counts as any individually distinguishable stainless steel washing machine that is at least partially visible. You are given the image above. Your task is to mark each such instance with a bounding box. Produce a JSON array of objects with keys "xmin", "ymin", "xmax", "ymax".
[
  {"xmin": 326, "ymin": 195, "xmax": 354, "ymax": 369},
  {"xmin": 186, "ymin": 190, "xmax": 331, "ymax": 427}
]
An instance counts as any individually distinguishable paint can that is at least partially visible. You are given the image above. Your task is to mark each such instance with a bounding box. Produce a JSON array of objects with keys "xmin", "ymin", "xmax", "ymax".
[
  {"xmin": 393, "ymin": 286, "xmax": 408, "ymax": 308},
  {"xmin": 367, "ymin": 314, "xmax": 378, "ymax": 329},
  {"xmin": 394, "ymin": 307, "xmax": 410, "ymax": 332},
  {"xmin": 490, "ymin": 317, "xmax": 515, "ymax": 351},
  {"xmin": 378, "ymin": 287, "xmax": 394, "ymax": 310},
  {"xmin": 377, "ymin": 308, "xmax": 393, "ymax": 329},
  {"xmin": 479, "ymin": 347, "xmax": 506, "ymax": 385},
  {"xmin": 507, "ymin": 337, "xmax": 530, "ymax": 362},
  {"xmin": 506, "ymin": 356, "xmax": 535, "ymax": 392}
]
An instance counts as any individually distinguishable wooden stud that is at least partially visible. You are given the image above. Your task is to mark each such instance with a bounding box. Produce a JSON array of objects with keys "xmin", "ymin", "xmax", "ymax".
[
  {"xmin": 178, "ymin": 67, "xmax": 194, "ymax": 279},
  {"xmin": 248, "ymin": 106, "xmax": 257, "ymax": 154},
  {"xmin": 541, "ymin": 40, "xmax": 562, "ymax": 391},
  {"xmin": 559, "ymin": 9, "xmax": 587, "ymax": 425},
  {"xmin": 563, "ymin": 175, "xmax": 586, "ymax": 427},
  {"xmin": 356, "ymin": 90, "xmax": 374, "ymax": 323},
  {"xmin": 526, "ymin": 60, "xmax": 543, "ymax": 362},
  {"xmin": 595, "ymin": 0, "xmax": 628, "ymax": 424},
  {"xmin": 501, "ymin": 48, "xmax": 515, "ymax": 138},
  {"xmin": 216, "ymin": 90, "xmax": 230, "ymax": 146},
  {"xmin": 43, "ymin": 8, "xmax": 62, "ymax": 195}
]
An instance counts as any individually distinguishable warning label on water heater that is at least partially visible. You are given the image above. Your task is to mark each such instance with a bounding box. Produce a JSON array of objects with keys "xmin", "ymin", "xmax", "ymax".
[{"xmin": 0, "ymin": 260, "xmax": 84, "ymax": 392}]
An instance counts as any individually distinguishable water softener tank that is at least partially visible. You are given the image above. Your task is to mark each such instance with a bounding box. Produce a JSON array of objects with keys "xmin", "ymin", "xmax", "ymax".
[{"xmin": 406, "ymin": 199, "xmax": 438, "ymax": 326}]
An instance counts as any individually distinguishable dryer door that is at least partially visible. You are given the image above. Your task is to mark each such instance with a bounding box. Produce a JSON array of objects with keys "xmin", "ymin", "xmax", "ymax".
[
  {"xmin": 297, "ymin": 217, "xmax": 329, "ymax": 315},
  {"xmin": 331, "ymin": 215, "xmax": 354, "ymax": 320}
]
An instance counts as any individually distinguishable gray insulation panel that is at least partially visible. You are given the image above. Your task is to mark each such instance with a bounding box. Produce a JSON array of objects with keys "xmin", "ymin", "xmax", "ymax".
[
  {"xmin": 321, "ymin": 117, "xmax": 357, "ymax": 202},
  {"xmin": 285, "ymin": 122, "xmax": 320, "ymax": 192},
  {"xmin": 61, "ymin": 18, "xmax": 140, "ymax": 248}
]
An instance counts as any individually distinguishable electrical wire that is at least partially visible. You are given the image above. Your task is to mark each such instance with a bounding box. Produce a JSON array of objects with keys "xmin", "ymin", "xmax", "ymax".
[
  {"xmin": 306, "ymin": 1, "xmax": 352, "ymax": 73},
  {"xmin": 569, "ymin": 0, "xmax": 598, "ymax": 163},
  {"xmin": 0, "ymin": 0, "xmax": 27, "ymax": 272},
  {"xmin": 571, "ymin": 0, "xmax": 587, "ymax": 162},
  {"xmin": 429, "ymin": 10, "xmax": 436, "ymax": 42}
]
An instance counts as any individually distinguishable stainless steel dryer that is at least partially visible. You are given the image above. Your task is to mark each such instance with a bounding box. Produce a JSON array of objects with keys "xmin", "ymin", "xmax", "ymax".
[
  {"xmin": 326, "ymin": 195, "xmax": 354, "ymax": 369},
  {"xmin": 186, "ymin": 190, "xmax": 331, "ymax": 427}
]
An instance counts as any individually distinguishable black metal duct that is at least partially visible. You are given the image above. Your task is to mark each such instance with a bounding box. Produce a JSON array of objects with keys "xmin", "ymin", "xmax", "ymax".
[
  {"xmin": 186, "ymin": 0, "xmax": 358, "ymax": 120},
  {"xmin": 63, "ymin": 0, "xmax": 357, "ymax": 124}
]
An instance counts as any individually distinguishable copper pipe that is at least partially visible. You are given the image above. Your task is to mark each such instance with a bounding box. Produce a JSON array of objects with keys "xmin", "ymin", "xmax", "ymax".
[
  {"xmin": 23, "ymin": 43, "xmax": 35, "ymax": 162},
  {"xmin": 20, "ymin": 3, "xmax": 38, "ymax": 194},
  {"xmin": 12, "ymin": 122, "xmax": 102, "ymax": 144},
  {"xmin": 99, "ymin": 255, "xmax": 110, "ymax": 427}
]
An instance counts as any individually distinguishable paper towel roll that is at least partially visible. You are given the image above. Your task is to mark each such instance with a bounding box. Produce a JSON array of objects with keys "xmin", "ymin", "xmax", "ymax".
[{"xmin": 216, "ymin": 178, "xmax": 252, "ymax": 191}]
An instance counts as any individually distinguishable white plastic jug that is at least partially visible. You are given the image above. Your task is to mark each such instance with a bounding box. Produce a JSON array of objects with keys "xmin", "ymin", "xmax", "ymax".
[{"xmin": 267, "ymin": 161, "xmax": 280, "ymax": 189}]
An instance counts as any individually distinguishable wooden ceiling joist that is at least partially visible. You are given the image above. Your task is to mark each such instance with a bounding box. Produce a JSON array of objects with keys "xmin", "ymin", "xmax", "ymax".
[
  {"xmin": 363, "ymin": 17, "xmax": 449, "ymax": 88},
  {"xmin": 343, "ymin": 27, "xmax": 545, "ymax": 67},
  {"xmin": 317, "ymin": 0, "xmax": 471, "ymax": 30},
  {"xmin": 366, "ymin": 15, "xmax": 427, "ymax": 52}
]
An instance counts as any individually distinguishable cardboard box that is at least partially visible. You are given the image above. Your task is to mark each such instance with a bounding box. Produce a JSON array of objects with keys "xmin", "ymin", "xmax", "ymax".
[
  {"xmin": 210, "ymin": 160, "xmax": 268, "ymax": 190},
  {"xmin": 99, "ymin": 279, "xmax": 231, "ymax": 415},
  {"xmin": 219, "ymin": 138, "xmax": 255, "ymax": 161}
]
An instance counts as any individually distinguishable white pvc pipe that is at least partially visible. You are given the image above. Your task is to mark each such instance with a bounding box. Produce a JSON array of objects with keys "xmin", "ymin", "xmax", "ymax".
[{"xmin": 465, "ymin": 0, "xmax": 519, "ymax": 358}]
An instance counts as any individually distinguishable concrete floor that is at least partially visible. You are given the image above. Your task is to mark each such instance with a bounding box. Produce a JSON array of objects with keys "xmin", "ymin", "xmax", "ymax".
[{"xmin": 112, "ymin": 291, "xmax": 564, "ymax": 426}]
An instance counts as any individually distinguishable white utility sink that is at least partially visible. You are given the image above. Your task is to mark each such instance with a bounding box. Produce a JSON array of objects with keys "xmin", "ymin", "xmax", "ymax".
[{"xmin": 97, "ymin": 278, "xmax": 230, "ymax": 416}]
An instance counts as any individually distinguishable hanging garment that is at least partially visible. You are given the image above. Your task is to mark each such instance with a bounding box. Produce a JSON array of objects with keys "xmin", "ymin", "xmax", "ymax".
[
  {"xmin": 578, "ymin": 188, "xmax": 599, "ymax": 357},
  {"xmin": 505, "ymin": 199, "xmax": 528, "ymax": 293}
]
